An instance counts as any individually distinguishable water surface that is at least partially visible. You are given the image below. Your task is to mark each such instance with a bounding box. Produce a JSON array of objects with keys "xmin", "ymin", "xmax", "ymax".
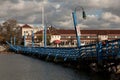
[{"xmin": 0, "ymin": 54, "xmax": 110, "ymax": 80}]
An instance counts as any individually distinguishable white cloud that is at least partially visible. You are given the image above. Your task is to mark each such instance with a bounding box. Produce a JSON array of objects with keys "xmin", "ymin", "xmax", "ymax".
[
  {"xmin": 102, "ymin": 12, "xmax": 120, "ymax": 23},
  {"xmin": 87, "ymin": 0, "xmax": 120, "ymax": 9},
  {"xmin": 0, "ymin": 0, "xmax": 120, "ymax": 29},
  {"xmin": 101, "ymin": 23, "xmax": 110, "ymax": 27},
  {"xmin": 26, "ymin": 15, "xmax": 36, "ymax": 23},
  {"xmin": 54, "ymin": 4, "xmax": 60, "ymax": 9},
  {"xmin": 78, "ymin": 24, "xmax": 89, "ymax": 29}
]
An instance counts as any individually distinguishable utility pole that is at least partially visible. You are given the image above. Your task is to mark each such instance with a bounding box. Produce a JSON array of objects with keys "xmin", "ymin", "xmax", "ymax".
[{"xmin": 42, "ymin": 0, "xmax": 47, "ymax": 48}]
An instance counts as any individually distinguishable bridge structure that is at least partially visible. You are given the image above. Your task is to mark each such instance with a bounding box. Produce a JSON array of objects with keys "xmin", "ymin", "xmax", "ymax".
[
  {"xmin": 6, "ymin": 7, "xmax": 120, "ymax": 73},
  {"xmin": 6, "ymin": 39, "xmax": 120, "ymax": 73}
]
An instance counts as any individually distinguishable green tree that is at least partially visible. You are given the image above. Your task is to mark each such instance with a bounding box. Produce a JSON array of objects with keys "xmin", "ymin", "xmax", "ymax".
[
  {"xmin": 36, "ymin": 35, "xmax": 42, "ymax": 43},
  {"xmin": 36, "ymin": 34, "xmax": 51, "ymax": 45},
  {"xmin": 47, "ymin": 34, "xmax": 51, "ymax": 45}
]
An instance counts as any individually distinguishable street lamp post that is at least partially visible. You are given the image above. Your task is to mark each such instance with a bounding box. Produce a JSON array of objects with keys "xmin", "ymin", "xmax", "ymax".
[{"xmin": 72, "ymin": 7, "xmax": 86, "ymax": 47}]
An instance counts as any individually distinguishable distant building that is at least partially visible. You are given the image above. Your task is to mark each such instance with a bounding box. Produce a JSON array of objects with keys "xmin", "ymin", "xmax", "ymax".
[
  {"xmin": 21, "ymin": 24, "xmax": 41, "ymax": 37},
  {"xmin": 20, "ymin": 24, "xmax": 40, "ymax": 46},
  {"xmin": 20, "ymin": 25, "xmax": 120, "ymax": 47},
  {"xmin": 21, "ymin": 24, "xmax": 33, "ymax": 37},
  {"xmin": 34, "ymin": 29, "xmax": 120, "ymax": 47}
]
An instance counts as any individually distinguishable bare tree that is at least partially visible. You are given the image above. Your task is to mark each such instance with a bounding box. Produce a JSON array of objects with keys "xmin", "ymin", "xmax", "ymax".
[{"xmin": 0, "ymin": 19, "xmax": 21, "ymax": 44}]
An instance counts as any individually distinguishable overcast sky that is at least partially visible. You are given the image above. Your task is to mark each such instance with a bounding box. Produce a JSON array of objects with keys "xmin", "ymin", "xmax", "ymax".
[{"xmin": 0, "ymin": 0, "xmax": 120, "ymax": 29}]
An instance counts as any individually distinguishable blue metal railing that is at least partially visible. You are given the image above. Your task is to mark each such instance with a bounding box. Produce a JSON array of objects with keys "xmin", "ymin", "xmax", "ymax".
[{"xmin": 6, "ymin": 39, "xmax": 120, "ymax": 64}]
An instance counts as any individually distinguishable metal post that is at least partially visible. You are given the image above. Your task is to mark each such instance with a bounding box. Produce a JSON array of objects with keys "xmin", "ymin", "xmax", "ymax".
[
  {"xmin": 97, "ymin": 42, "xmax": 103, "ymax": 65},
  {"xmin": 90, "ymin": 45, "xmax": 93, "ymax": 57},
  {"xmin": 44, "ymin": 25, "xmax": 47, "ymax": 48},
  {"xmin": 111, "ymin": 42, "xmax": 115, "ymax": 57},
  {"xmin": 10, "ymin": 37, "xmax": 12, "ymax": 45},
  {"xmin": 105, "ymin": 41, "xmax": 109, "ymax": 59},
  {"xmin": 72, "ymin": 11, "xmax": 81, "ymax": 47},
  {"xmin": 42, "ymin": 0, "xmax": 46, "ymax": 48},
  {"xmin": 24, "ymin": 32, "xmax": 26, "ymax": 47},
  {"xmin": 32, "ymin": 30, "xmax": 34, "ymax": 47},
  {"xmin": 118, "ymin": 40, "xmax": 120, "ymax": 55},
  {"xmin": 14, "ymin": 36, "xmax": 16, "ymax": 45}
]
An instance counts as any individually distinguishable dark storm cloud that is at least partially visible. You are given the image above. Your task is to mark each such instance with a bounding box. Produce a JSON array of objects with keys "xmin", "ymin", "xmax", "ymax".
[{"xmin": 9, "ymin": 0, "xmax": 19, "ymax": 3}]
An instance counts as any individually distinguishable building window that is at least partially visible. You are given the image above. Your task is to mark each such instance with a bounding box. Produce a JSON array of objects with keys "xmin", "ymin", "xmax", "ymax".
[
  {"xmin": 115, "ymin": 36, "xmax": 117, "ymax": 38},
  {"xmin": 90, "ymin": 36, "xmax": 97, "ymax": 38},
  {"xmin": 117, "ymin": 36, "xmax": 120, "ymax": 38},
  {"xmin": 61, "ymin": 36, "xmax": 67, "ymax": 38},
  {"xmin": 81, "ymin": 36, "xmax": 88, "ymax": 38},
  {"xmin": 71, "ymin": 36, "xmax": 76, "ymax": 38},
  {"xmin": 108, "ymin": 36, "xmax": 115, "ymax": 38},
  {"xmin": 88, "ymin": 36, "xmax": 90, "ymax": 38}
]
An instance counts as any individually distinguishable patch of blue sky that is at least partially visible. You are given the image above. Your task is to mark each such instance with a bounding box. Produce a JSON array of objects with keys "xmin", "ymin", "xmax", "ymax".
[{"xmin": 87, "ymin": 9, "xmax": 103, "ymax": 18}]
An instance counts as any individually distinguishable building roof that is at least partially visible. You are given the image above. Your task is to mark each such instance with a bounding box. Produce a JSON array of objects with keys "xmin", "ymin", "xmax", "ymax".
[
  {"xmin": 35, "ymin": 30, "xmax": 60, "ymax": 35},
  {"xmin": 22, "ymin": 24, "xmax": 32, "ymax": 28},
  {"xmin": 56, "ymin": 30, "xmax": 120, "ymax": 35},
  {"xmin": 81, "ymin": 30, "xmax": 120, "ymax": 35},
  {"xmin": 35, "ymin": 30, "xmax": 50, "ymax": 34},
  {"xmin": 56, "ymin": 30, "xmax": 75, "ymax": 34},
  {"xmin": 35, "ymin": 29, "xmax": 120, "ymax": 35}
]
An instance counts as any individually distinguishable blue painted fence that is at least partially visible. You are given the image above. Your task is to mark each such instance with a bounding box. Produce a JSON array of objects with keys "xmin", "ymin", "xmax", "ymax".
[{"xmin": 6, "ymin": 39, "xmax": 120, "ymax": 64}]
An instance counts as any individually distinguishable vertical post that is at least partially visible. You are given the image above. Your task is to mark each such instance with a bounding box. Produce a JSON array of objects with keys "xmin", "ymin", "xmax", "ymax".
[
  {"xmin": 118, "ymin": 40, "xmax": 120, "ymax": 55},
  {"xmin": 24, "ymin": 32, "xmax": 26, "ymax": 47},
  {"xmin": 44, "ymin": 25, "xmax": 47, "ymax": 48},
  {"xmin": 97, "ymin": 42, "xmax": 103, "ymax": 65},
  {"xmin": 90, "ymin": 45, "xmax": 93, "ymax": 57},
  {"xmin": 105, "ymin": 41, "xmax": 109, "ymax": 59},
  {"xmin": 42, "ymin": 1, "xmax": 46, "ymax": 48},
  {"xmin": 111, "ymin": 42, "xmax": 115, "ymax": 57},
  {"xmin": 14, "ymin": 36, "xmax": 16, "ymax": 45},
  {"xmin": 72, "ymin": 11, "xmax": 81, "ymax": 47},
  {"xmin": 32, "ymin": 30, "xmax": 34, "ymax": 47},
  {"xmin": 10, "ymin": 37, "xmax": 12, "ymax": 45}
]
